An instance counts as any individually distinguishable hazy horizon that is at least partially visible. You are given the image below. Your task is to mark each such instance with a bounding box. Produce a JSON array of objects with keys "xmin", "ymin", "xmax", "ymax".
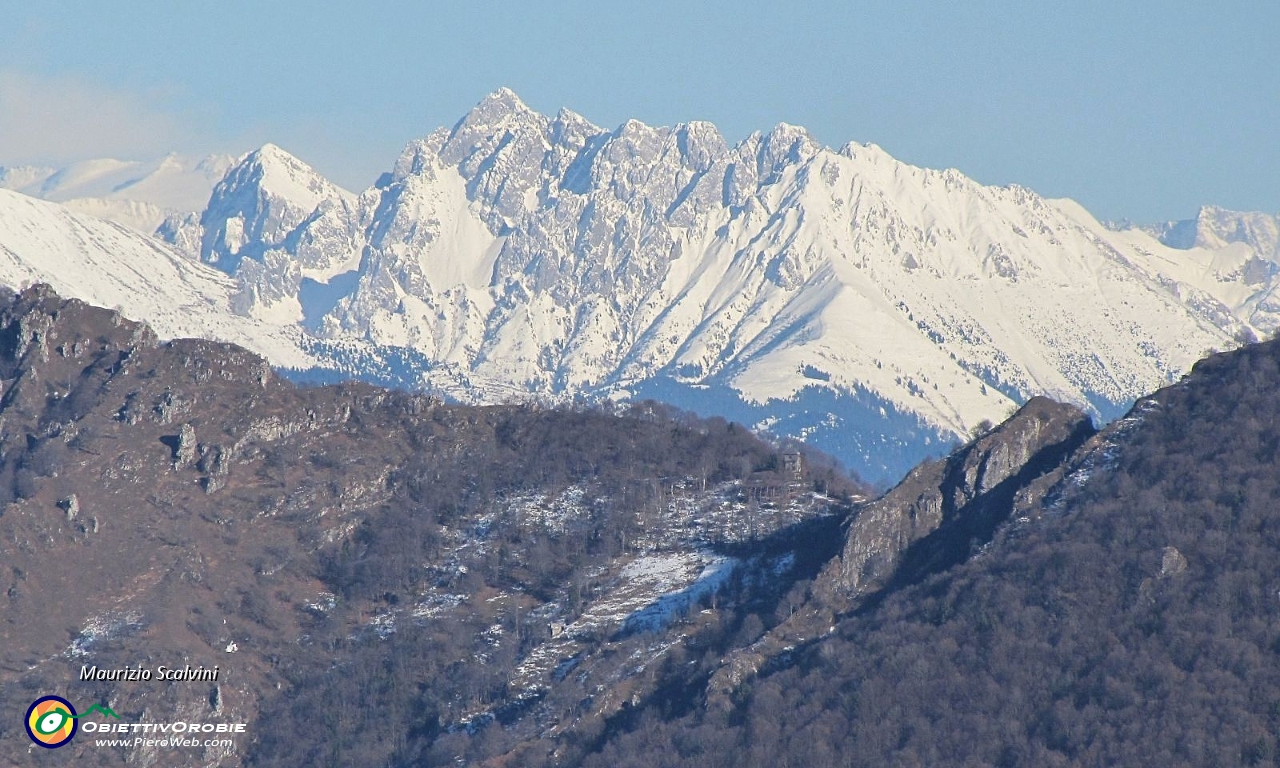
[{"xmin": 2, "ymin": 1, "xmax": 1277, "ymax": 223}]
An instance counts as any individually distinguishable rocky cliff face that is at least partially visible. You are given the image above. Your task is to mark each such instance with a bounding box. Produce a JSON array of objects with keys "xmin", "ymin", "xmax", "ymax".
[
  {"xmin": 1143, "ymin": 205, "xmax": 1280, "ymax": 260},
  {"xmin": 581, "ymin": 308, "xmax": 1280, "ymax": 768},
  {"xmin": 825, "ymin": 396, "xmax": 1095, "ymax": 596},
  {"xmin": 707, "ymin": 396, "xmax": 1094, "ymax": 701}
]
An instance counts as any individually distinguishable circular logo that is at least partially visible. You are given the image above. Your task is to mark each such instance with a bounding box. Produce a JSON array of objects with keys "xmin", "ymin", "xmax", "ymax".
[{"xmin": 25, "ymin": 696, "xmax": 78, "ymax": 748}]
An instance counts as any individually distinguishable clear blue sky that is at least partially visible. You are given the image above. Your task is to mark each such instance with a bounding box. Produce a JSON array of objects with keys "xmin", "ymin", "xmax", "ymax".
[{"xmin": 1, "ymin": 1, "xmax": 1276, "ymax": 222}]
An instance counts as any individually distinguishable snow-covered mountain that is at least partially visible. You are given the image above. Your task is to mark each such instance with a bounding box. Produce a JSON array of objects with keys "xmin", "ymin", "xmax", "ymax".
[
  {"xmin": 0, "ymin": 188, "xmax": 312, "ymax": 369},
  {"xmin": 4, "ymin": 90, "xmax": 1276, "ymax": 483},
  {"xmin": 153, "ymin": 89, "xmax": 1280, "ymax": 482},
  {"xmin": 1140, "ymin": 206, "xmax": 1280, "ymax": 258},
  {"xmin": 0, "ymin": 153, "xmax": 234, "ymax": 234},
  {"xmin": 157, "ymin": 144, "xmax": 359, "ymax": 322}
]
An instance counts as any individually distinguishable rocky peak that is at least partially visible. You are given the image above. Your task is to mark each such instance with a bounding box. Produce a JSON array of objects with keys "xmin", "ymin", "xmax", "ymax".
[
  {"xmin": 1193, "ymin": 205, "xmax": 1280, "ymax": 258},
  {"xmin": 1143, "ymin": 205, "xmax": 1280, "ymax": 260},
  {"xmin": 441, "ymin": 88, "xmax": 550, "ymax": 172},
  {"xmin": 0, "ymin": 284, "xmax": 862, "ymax": 766},
  {"xmin": 388, "ymin": 132, "xmax": 449, "ymax": 183},
  {"xmin": 0, "ymin": 284, "xmax": 154, "ymax": 359},
  {"xmin": 754, "ymin": 122, "xmax": 820, "ymax": 179},
  {"xmin": 456, "ymin": 87, "xmax": 538, "ymax": 129},
  {"xmin": 672, "ymin": 120, "xmax": 730, "ymax": 170},
  {"xmin": 196, "ymin": 144, "xmax": 353, "ymax": 271},
  {"xmin": 825, "ymin": 396, "xmax": 1094, "ymax": 597},
  {"xmin": 136, "ymin": 91, "xmax": 1265, "ymax": 485},
  {"xmin": 551, "ymin": 106, "xmax": 602, "ymax": 143},
  {"xmin": 430, "ymin": 91, "xmax": 555, "ymax": 229},
  {"xmin": 0, "ymin": 285, "xmax": 160, "ymax": 420}
]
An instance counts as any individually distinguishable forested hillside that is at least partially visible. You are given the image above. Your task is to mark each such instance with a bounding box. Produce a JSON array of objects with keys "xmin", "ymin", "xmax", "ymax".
[
  {"xmin": 0, "ymin": 285, "xmax": 859, "ymax": 766},
  {"xmin": 6, "ymin": 282, "xmax": 1279, "ymax": 767},
  {"xmin": 580, "ymin": 325, "xmax": 1280, "ymax": 767}
]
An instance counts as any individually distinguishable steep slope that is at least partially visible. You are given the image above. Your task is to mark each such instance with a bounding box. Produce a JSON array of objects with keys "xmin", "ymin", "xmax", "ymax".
[
  {"xmin": 823, "ymin": 396, "xmax": 1093, "ymax": 596},
  {"xmin": 0, "ymin": 154, "xmax": 234, "ymax": 233},
  {"xmin": 0, "ymin": 188, "xmax": 311, "ymax": 368},
  {"xmin": 6, "ymin": 284, "xmax": 1278, "ymax": 767},
  {"xmin": 2, "ymin": 93, "xmax": 1268, "ymax": 484},
  {"xmin": 707, "ymin": 395, "xmax": 1094, "ymax": 700},
  {"xmin": 166, "ymin": 89, "xmax": 1265, "ymax": 483},
  {"xmin": 160, "ymin": 145, "xmax": 360, "ymax": 326},
  {"xmin": 577, "ymin": 333, "xmax": 1280, "ymax": 768}
]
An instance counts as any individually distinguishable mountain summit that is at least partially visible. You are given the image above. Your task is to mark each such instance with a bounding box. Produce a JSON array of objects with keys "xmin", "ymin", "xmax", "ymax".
[
  {"xmin": 156, "ymin": 89, "xmax": 1277, "ymax": 481},
  {"xmin": 1, "ymin": 90, "xmax": 1275, "ymax": 482}
]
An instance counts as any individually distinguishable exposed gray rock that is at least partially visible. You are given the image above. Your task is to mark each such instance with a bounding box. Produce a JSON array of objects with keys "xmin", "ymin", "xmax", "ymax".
[
  {"xmin": 174, "ymin": 423, "xmax": 197, "ymax": 469},
  {"xmin": 1161, "ymin": 545, "xmax": 1188, "ymax": 577},
  {"xmin": 708, "ymin": 397, "xmax": 1095, "ymax": 705},
  {"xmin": 58, "ymin": 493, "xmax": 79, "ymax": 521},
  {"xmin": 824, "ymin": 396, "xmax": 1095, "ymax": 598}
]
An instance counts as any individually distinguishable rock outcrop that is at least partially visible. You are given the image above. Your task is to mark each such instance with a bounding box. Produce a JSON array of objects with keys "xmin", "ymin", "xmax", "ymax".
[
  {"xmin": 708, "ymin": 396, "xmax": 1094, "ymax": 702},
  {"xmin": 824, "ymin": 396, "xmax": 1095, "ymax": 598}
]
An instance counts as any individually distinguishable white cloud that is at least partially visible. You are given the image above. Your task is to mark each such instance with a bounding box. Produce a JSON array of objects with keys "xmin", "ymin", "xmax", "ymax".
[{"xmin": 0, "ymin": 69, "xmax": 219, "ymax": 166}]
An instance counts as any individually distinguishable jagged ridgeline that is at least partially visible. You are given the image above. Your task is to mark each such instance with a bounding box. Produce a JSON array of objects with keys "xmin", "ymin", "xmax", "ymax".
[
  {"xmin": 9, "ymin": 90, "xmax": 1279, "ymax": 487},
  {"xmin": 158, "ymin": 96, "xmax": 1262, "ymax": 487},
  {"xmin": 0, "ymin": 285, "xmax": 861, "ymax": 767}
]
